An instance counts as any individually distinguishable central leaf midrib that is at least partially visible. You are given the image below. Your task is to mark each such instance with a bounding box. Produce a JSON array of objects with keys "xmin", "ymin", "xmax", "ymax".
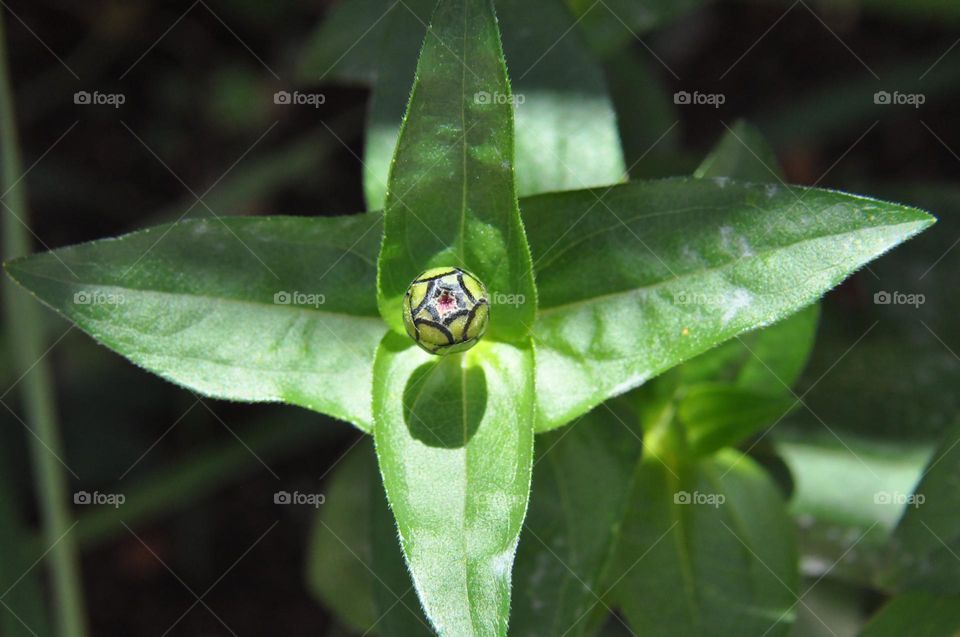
[{"xmin": 458, "ymin": 3, "xmax": 477, "ymax": 633}]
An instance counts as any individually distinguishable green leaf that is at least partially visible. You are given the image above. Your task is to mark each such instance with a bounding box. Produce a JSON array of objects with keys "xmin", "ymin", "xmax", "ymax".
[
  {"xmin": 7, "ymin": 178, "xmax": 932, "ymax": 437},
  {"xmin": 361, "ymin": 0, "xmax": 436, "ymax": 211},
  {"xmin": 667, "ymin": 122, "xmax": 820, "ymax": 449},
  {"xmin": 657, "ymin": 124, "xmax": 820, "ymax": 455},
  {"xmin": 859, "ymin": 593, "xmax": 960, "ymax": 637},
  {"xmin": 308, "ymin": 438, "xmax": 434, "ymax": 636},
  {"xmin": 523, "ymin": 178, "xmax": 934, "ymax": 431},
  {"xmin": 511, "ymin": 404, "xmax": 641, "ymax": 637},
  {"xmin": 297, "ymin": 0, "xmax": 423, "ymax": 211},
  {"xmin": 694, "ymin": 120, "xmax": 781, "ymax": 183},
  {"xmin": 602, "ymin": 48, "xmax": 685, "ymax": 180},
  {"xmin": 497, "ymin": 0, "xmax": 625, "ymax": 195},
  {"xmin": 307, "ymin": 439, "xmax": 378, "ymax": 633},
  {"xmin": 370, "ymin": 462, "xmax": 435, "ymax": 637},
  {"xmin": 678, "ymin": 384, "xmax": 797, "ymax": 456},
  {"xmin": 327, "ymin": 0, "xmax": 626, "ymax": 210},
  {"xmin": 375, "ymin": 0, "xmax": 538, "ymax": 342},
  {"xmin": 682, "ymin": 119, "xmax": 819, "ymax": 394},
  {"xmin": 373, "ymin": 333, "xmax": 535, "ymax": 636},
  {"xmin": 674, "ymin": 304, "xmax": 820, "ymax": 393},
  {"xmin": 402, "ymin": 353, "xmax": 488, "ymax": 448},
  {"xmin": 296, "ymin": 0, "xmax": 435, "ymax": 211},
  {"xmin": 4, "ymin": 214, "xmax": 386, "ymax": 431},
  {"xmin": 781, "ymin": 183, "xmax": 960, "ymax": 445},
  {"xmin": 773, "ymin": 431, "xmax": 930, "ymax": 591},
  {"xmin": 613, "ymin": 449, "xmax": 798, "ymax": 637},
  {"xmin": 771, "ymin": 184, "xmax": 959, "ymax": 589},
  {"xmin": 881, "ymin": 422, "xmax": 960, "ymax": 594},
  {"xmin": 734, "ymin": 304, "xmax": 820, "ymax": 393}
]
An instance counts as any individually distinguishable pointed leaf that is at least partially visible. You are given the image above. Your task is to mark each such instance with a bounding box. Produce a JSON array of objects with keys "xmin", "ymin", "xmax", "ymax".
[
  {"xmin": 361, "ymin": 0, "xmax": 436, "ymax": 211},
  {"xmin": 371, "ymin": 460, "xmax": 435, "ymax": 637},
  {"xmin": 613, "ymin": 450, "xmax": 798, "ymax": 637},
  {"xmin": 307, "ymin": 438, "xmax": 434, "ymax": 636},
  {"xmin": 325, "ymin": 0, "xmax": 626, "ymax": 210},
  {"xmin": 680, "ymin": 120, "xmax": 818, "ymax": 392},
  {"xmin": 7, "ymin": 177, "xmax": 932, "ymax": 437},
  {"xmin": 4, "ymin": 214, "xmax": 386, "ymax": 431},
  {"xmin": 678, "ymin": 384, "xmax": 797, "ymax": 456},
  {"xmin": 523, "ymin": 179, "xmax": 934, "ymax": 430},
  {"xmin": 511, "ymin": 405, "xmax": 640, "ymax": 637},
  {"xmin": 694, "ymin": 120, "xmax": 780, "ymax": 183},
  {"xmin": 373, "ymin": 333, "xmax": 535, "ymax": 636},
  {"xmin": 667, "ymin": 121, "xmax": 819, "ymax": 450},
  {"xmin": 497, "ymin": 0, "xmax": 625, "ymax": 195},
  {"xmin": 376, "ymin": 0, "xmax": 537, "ymax": 340}
]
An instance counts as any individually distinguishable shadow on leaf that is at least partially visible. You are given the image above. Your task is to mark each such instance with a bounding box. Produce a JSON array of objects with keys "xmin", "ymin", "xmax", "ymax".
[{"xmin": 402, "ymin": 354, "xmax": 487, "ymax": 448}]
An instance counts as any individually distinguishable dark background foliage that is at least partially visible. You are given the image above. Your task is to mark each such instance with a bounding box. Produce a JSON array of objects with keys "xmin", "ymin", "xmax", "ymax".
[{"xmin": 1, "ymin": 0, "xmax": 957, "ymax": 634}]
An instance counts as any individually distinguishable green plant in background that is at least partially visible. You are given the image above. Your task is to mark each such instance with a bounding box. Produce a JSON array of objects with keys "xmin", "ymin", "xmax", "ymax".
[{"xmin": 2, "ymin": 0, "xmax": 953, "ymax": 635}]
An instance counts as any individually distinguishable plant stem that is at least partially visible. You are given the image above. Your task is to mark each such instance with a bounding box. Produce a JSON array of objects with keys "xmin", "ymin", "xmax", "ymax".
[{"xmin": 0, "ymin": 10, "xmax": 89, "ymax": 637}]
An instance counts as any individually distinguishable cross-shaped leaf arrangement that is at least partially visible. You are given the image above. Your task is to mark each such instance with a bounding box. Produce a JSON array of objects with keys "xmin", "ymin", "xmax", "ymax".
[{"xmin": 4, "ymin": 0, "xmax": 934, "ymax": 634}]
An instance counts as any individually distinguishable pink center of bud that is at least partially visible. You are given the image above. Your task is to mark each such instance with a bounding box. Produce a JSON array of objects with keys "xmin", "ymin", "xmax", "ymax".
[{"xmin": 437, "ymin": 290, "xmax": 456, "ymax": 314}]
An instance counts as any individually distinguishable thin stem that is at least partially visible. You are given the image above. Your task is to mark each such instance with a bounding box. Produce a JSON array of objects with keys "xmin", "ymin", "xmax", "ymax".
[{"xmin": 0, "ymin": 9, "xmax": 90, "ymax": 637}]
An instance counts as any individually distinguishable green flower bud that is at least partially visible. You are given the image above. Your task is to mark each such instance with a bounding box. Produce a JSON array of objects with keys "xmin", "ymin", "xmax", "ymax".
[{"xmin": 402, "ymin": 267, "xmax": 490, "ymax": 355}]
